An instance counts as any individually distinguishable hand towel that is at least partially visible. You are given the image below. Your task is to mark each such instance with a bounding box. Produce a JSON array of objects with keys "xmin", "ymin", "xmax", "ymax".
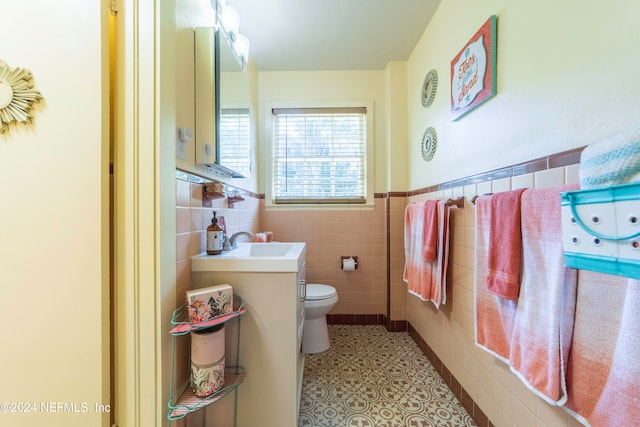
[
  {"xmin": 486, "ymin": 188, "xmax": 527, "ymax": 300},
  {"xmin": 579, "ymin": 126, "xmax": 640, "ymax": 189},
  {"xmin": 422, "ymin": 199, "xmax": 440, "ymax": 261},
  {"xmin": 565, "ymin": 271, "xmax": 640, "ymax": 426},
  {"xmin": 508, "ymin": 184, "xmax": 578, "ymax": 406},
  {"xmin": 403, "ymin": 200, "xmax": 451, "ymax": 308},
  {"xmin": 474, "ymin": 194, "xmax": 518, "ymax": 361}
]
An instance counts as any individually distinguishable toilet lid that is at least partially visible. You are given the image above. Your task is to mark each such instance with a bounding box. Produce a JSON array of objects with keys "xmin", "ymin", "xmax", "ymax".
[{"xmin": 306, "ymin": 284, "xmax": 337, "ymax": 300}]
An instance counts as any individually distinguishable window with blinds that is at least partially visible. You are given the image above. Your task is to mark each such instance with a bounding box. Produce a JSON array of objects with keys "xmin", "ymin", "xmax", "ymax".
[
  {"xmin": 219, "ymin": 108, "xmax": 251, "ymax": 177},
  {"xmin": 272, "ymin": 107, "xmax": 367, "ymax": 204}
]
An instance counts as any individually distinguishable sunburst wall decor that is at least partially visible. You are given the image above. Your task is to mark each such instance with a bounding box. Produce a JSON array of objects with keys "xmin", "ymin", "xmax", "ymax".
[{"xmin": 0, "ymin": 60, "xmax": 43, "ymax": 134}]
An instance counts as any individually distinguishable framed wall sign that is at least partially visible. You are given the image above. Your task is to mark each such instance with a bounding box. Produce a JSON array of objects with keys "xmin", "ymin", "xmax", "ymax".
[{"xmin": 450, "ymin": 15, "xmax": 497, "ymax": 121}]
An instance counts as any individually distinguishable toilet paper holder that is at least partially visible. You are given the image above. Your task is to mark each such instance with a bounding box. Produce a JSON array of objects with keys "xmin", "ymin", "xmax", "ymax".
[{"xmin": 340, "ymin": 256, "xmax": 358, "ymax": 270}]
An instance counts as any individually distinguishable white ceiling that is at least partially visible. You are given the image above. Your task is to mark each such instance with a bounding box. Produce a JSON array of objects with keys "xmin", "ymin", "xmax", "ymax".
[{"xmin": 225, "ymin": 0, "xmax": 441, "ymax": 71}]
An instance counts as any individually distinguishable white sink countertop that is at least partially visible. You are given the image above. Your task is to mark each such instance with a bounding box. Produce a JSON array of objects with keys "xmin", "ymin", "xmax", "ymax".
[{"xmin": 191, "ymin": 242, "xmax": 306, "ymax": 272}]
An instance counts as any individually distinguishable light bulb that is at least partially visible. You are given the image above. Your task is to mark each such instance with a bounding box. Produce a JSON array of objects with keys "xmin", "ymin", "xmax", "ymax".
[
  {"xmin": 222, "ymin": 5, "xmax": 240, "ymax": 41},
  {"xmin": 234, "ymin": 33, "xmax": 250, "ymax": 65}
]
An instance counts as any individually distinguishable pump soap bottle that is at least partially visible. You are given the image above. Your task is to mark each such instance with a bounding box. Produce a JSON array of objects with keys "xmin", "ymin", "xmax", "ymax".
[{"xmin": 206, "ymin": 211, "xmax": 223, "ymax": 255}]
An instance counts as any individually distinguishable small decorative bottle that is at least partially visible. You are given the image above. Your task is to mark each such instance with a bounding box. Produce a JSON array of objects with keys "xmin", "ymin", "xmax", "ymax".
[{"xmin": 206, "ymin": 211, "xmax": 223, "ymax": 255}]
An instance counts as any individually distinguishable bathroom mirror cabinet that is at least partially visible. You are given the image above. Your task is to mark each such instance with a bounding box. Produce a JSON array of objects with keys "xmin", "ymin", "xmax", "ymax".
[{"xmin": 194, "ymin": 27, "xmax": 251, "ymax": 178}]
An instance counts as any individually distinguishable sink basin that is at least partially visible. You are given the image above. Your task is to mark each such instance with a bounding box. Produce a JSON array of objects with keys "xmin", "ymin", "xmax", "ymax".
[
  {"xmin": 225, "ymin": 242, "xmax": 294, "ymax": 257},
  {"xmin": 191, "ymin": 242, "xmax": 306, "ymax": 272}
]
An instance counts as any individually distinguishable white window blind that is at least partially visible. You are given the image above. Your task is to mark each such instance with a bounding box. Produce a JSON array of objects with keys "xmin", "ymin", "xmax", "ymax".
[
  {"xmin": 220, "ymin": 108, "xmax": 251, "ymax": 177},
  {"xmin": 272, "ymin": 107, "xmax": 367, "ymax": 204}
]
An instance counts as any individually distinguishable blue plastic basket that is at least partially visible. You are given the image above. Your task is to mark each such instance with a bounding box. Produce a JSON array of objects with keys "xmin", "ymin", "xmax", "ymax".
[{"xmin": 561, "ymin": 182, "xmax": 640, "ymax": 279}]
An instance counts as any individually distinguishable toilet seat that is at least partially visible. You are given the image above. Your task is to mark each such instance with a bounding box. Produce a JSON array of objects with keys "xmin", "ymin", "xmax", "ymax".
[{"xmin": 306, "ymin": 284, "xmax": 337, "ymax": 301}]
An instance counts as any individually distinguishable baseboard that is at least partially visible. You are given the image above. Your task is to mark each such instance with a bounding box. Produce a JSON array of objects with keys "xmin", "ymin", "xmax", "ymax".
[
  {"xmin": 326, "ymin": 313, "xmax": 386, "ymax": 325},
  {"xmin": 326, "ymin": 314, "xmax": 408, "ymax": 332}
]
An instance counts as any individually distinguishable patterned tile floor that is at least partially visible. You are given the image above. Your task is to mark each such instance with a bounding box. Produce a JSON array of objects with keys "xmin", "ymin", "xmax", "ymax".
[{"xmin": 298, "ymin": 325, "xmax": 477, "ymax": 427}]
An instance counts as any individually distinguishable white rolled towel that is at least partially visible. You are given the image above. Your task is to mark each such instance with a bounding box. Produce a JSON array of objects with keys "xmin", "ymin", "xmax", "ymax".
[{"xmin": 579, "ymin": 127, "xmax": 640, "ymax": 189}]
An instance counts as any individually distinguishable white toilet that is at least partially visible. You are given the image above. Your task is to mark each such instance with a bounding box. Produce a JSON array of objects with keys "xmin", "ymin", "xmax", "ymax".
[{"xmin": 302, "ymin": 284, "xmax": 339, "ymax": 354}]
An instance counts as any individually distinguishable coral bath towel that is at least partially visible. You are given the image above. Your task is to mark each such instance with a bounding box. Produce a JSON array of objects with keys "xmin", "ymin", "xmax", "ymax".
[
  {"xmin": 486, "ymin": 188, "xmax": 527, "ymax": 300},
  {"xmin": 422, "ymin": 199, "xmax": 440, "ymax": 262},
  {"xmin": 565, "ymin": 271, "xmax": 640, "ymax": 426},
  {"xmin": 508, "ymin": 184, "xmax": 578, "ymax": 405},
  {"xmin": 474, "ymin": 194, "xmax": 518, "ymax": 361}
]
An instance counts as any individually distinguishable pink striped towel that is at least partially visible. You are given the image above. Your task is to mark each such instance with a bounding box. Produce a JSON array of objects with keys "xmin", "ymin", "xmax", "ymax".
[
  {"xmin": 404, "ymin": 201, "xmax": 427, "ymax": 299},
  {"xmin": 508, "ymin": 184, "xmax": 578, "ymax": 405},
  {"xmin": 403, "ymin": 200, "xmax": 451, "ymax": 308},
  {"xmin": 422, "ymin": 200, "xmax": 439, "ymax": 261},
  {"xmin": 565, "ymin": 271, "xmax": 640, "ymax": 426}
]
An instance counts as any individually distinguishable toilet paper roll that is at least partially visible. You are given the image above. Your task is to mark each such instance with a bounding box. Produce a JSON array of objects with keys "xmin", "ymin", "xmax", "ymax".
[{"xmin": 342, "ymin": 257, "xmax": 356, "ymax": 271}]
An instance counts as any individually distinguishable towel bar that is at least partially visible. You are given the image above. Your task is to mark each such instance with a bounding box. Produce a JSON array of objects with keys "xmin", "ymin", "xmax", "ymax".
[
  {"xmin": 471, "ymin": 194, "xmax": 493, "ymax": 205},
  {"xmin": 445, "ymin": 196, "xmax": 465, "ymax": 208}
]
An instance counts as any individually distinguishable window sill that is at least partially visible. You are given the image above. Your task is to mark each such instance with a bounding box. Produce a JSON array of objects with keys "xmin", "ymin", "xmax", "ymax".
[{"xmin": 263, "ymin": 201, "xmax": 375, "ymax": 211}]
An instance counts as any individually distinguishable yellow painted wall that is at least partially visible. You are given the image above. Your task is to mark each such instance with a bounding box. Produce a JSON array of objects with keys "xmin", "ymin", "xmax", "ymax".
[
  {"xmin": 0, "ymin": 1, "xmax": 109, "ymax": 426},
  {"xmin": 407, "ymin": 0, "xmax": 640, "ymax": 189},
  {"xmin": 385, "ymin": 61, "xmax": 409, "ymax": 192}
]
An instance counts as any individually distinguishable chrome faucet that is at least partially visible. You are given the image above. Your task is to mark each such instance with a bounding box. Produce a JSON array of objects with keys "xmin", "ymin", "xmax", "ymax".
[{"xmin": 229, "ymin": 231, "xmax": 254, "ymax": 249}]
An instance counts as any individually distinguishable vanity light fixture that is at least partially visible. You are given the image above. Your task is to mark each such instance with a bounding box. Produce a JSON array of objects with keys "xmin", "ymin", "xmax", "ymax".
[
  {"xmin": 215, "ymin": 0, "xmax": 226, "ymax": 16},
  {"xmin": 214, "ymin": 0, "xmax": 250, "ymax": 68}
]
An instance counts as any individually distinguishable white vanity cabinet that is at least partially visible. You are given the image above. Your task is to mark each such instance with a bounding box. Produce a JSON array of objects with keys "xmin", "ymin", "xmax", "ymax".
[{"xmin": 190, "ymin": 248, "xmax": 306, "ymax": 427}]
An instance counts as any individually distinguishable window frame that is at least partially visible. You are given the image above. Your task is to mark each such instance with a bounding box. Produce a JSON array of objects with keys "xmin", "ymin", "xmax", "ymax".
[{"xmin": 264, "ymin": 101, "xmax": 375, "ymax": 209}]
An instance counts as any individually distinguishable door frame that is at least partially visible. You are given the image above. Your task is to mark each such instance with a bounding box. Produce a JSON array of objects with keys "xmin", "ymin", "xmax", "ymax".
[{"xmin": 112, "ymin": 0, "xmax": 176, "ymax": 425}]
